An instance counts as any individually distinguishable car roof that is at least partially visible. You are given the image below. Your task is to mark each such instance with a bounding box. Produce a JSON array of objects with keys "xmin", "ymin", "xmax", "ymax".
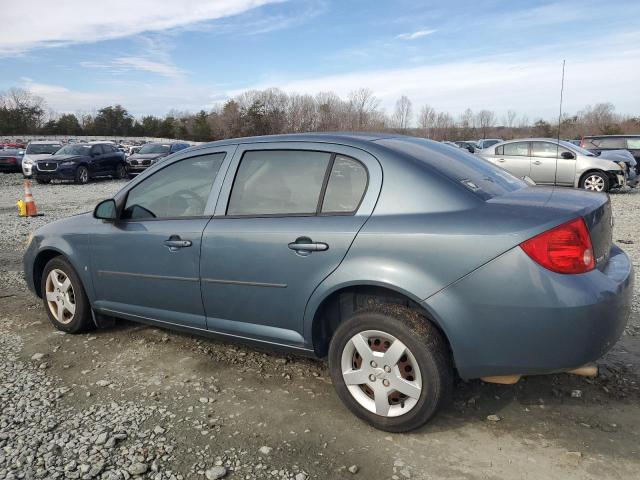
[
  {"xmin": 29, "ymin": 140, "xmax": 62, "ymax": 144},
  {"xmin": 194, "ymin": 132, "xmax": 406, "ymax": 151},
  {"xmin": 583, "ymin": 134, "xmax": 639, "ymax": 139}
]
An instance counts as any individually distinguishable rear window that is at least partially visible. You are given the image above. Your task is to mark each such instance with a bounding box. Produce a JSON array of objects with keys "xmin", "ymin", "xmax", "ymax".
[
  {"xmin": 584, "ymin": 137, "xmax": 626, "ymax": 149},
  {"xmin": 377, "ymin": 137, "xmax": 525, "ymax": 199}
]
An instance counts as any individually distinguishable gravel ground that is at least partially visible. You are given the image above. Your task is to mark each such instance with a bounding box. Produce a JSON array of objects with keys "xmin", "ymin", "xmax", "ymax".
[{"xmin": 1, "ymin": 172, "xmax": 639, "ymax": 479}]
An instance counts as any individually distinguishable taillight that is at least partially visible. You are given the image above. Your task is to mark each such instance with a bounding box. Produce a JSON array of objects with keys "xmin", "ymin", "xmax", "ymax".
[{"xmin": 520, "ymin": 218, "xmax": 595, "ymax": 274}]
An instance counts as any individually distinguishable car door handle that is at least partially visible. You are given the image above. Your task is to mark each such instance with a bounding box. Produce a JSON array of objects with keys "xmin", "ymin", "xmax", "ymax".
[
  {"xmin": 497, "ymin": 158, "xmax": 505, "ymax": 162},
  {"xmin": 532, "ymin": 160, "xmax": 542, "ymax": 165},
  {"xmin": 288, "ymin": 237, "xmax": 329, "ymax": 252},
  {"xmin": 164, "ymin": 236, "xmax": 192, "ymax": 251}
]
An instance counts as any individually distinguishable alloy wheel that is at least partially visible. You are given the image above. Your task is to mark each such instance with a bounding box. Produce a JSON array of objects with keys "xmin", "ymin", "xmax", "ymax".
[
  {"xmin": 583, "ymin": 175, "xmax": 605, "ymax": 191},
  {"xmin": 45, "ymin": 269, "xmax": 76, "ymax": 324},
  {"xmin": 340, "ymin": 329, "xmax": 422, "ymax": 417}
]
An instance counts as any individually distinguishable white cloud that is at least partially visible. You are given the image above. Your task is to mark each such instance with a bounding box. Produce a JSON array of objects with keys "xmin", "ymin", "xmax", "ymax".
[
  {"xmin": 113, "ymin": 57, "xmax": 185, "ymax": 79},
  {"xmin": 228, "ymin": 34, "xmax": 640, "ymax": 120},
  {"xmin": 396, "ymin": 29, "xmax": 437, "ymax": 40},
  {"xmin": 0, "ymin": 0, "xmax": 283, "ymax": 55}
]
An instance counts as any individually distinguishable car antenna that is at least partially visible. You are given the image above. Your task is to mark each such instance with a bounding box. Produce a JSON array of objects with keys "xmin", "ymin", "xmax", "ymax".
[{"xmin": 555, "ymin": 59, "xmax": 566, "ymax": 184}]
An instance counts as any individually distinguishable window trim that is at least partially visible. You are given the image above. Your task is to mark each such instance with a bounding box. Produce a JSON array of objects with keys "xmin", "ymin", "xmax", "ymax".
[
  {"xmin": 117, "ymin": 152, "xmax": 228, "ymax": 222},
  {"xmin": 223, "ymin": 149, "xmax": 369, "ymax": 219}
]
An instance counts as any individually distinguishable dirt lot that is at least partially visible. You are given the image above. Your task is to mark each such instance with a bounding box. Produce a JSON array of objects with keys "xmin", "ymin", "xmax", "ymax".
[{"xmin": 1, "ymin": 173, "xmax": 639, "ymax": 480}]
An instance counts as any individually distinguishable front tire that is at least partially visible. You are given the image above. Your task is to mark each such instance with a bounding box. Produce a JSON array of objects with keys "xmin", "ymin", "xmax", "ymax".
[
  {"xmin": 115, "ymin": 163, "xmax": 127, "ymax": 179},
  {"xmin": 41, "ymin": 257, "xmax": 94, "ymax": 333},
  {"xmin": 328, "ymin": 304, "xmax": 452, "ymax": 432},
  {"xmin": 75, "ymin": 166, "xmax": 89, "ymax": 184},
  {"xmin": 580, "ymin": 171, "xmax": 609, "ymax": 192}
]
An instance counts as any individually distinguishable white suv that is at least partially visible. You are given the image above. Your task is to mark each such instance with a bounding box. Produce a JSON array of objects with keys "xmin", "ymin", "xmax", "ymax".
[{"xmin": 22, "ymin": 141, "xmax": 62, "ymax": 177}]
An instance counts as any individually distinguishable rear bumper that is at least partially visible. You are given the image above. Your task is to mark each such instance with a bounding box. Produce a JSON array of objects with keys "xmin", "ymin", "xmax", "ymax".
[{"xmin": 424, "ymin": 245, "xmax": 634, "ymax": 379}]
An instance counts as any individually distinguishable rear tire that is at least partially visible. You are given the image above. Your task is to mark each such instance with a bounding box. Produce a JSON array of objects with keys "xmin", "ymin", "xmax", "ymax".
[
  {"xmin": 41, "ymin": 257, "xmax": 94, "ymax": 334},
  {"xmin": 580, "ymin": 171, "xmax": 609, "ymax": 192},
  {"xmin": 75, "ymin": 166, "xmax": 89, "ymax": 184},
  {"xmin": 328, "ymin": 304, "xmax": 453, "ymax": 432}
]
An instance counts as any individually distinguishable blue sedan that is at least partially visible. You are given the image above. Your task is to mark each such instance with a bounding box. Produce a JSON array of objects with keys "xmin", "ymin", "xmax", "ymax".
[{"xmin": 23, "ymin": 133, "xmax": 633, "ymax": 432}]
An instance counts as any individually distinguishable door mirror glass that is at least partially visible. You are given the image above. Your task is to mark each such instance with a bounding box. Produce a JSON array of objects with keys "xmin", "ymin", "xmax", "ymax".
[
  {"xmin": 561, "ymin": 151, "xmax": 575, "ymax": 160},
  {"xmin": 94, "ymin": 199, "xmax": 117, "ymax": 220}
]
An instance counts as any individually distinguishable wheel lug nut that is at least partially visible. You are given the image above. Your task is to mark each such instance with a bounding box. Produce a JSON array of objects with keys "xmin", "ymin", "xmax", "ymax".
[
  {"xmin": 368, "ymin": 374, "xmax": 376, "ymax": 382},
  {"xmin": 370, "ymin": 361, "xmax": 377, "ymax": 368},
  {"xmin": 382, "ymin": 379, "xmax": 390, "ymax": 387},
  {"xmin": 384, "ymin": 365, "xmax": 391, "ymax": 373}
]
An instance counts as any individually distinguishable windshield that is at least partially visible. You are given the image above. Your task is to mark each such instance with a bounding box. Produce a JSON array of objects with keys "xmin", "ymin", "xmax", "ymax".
[
  {"xmin": 559, "ymin": 140, "xmax": 594, "ymax": 156},
  {"xmin": 26, "ymin": 143, "xmax": 60, "ymax": 155},
  {"xmin": 56, "ymin": 144, "xmax": 92, "ymax": 156},
  {"xmin": 139, "ymin": 143, "xmax": 170, "ymax": 154}
]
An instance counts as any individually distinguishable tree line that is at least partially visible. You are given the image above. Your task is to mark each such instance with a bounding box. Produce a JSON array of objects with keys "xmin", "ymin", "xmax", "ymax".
[{"xmin": 1, "ymin": 86, "xmax": 638, "ymax": 142}]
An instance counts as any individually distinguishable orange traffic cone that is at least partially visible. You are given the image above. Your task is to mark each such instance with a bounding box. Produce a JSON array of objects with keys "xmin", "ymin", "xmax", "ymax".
[{"xmin": 23, "ymin": 180, "xmax": 39, "ymax": 217}]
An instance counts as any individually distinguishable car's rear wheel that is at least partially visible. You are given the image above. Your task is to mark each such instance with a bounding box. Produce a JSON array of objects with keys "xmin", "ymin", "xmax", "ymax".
[
  {"xmin": 115, "ymin": 163, "xmax": 127, "ymax": 179},
  {"xmin": 328, "ymin": 304, "xmax": 452, "ymax": 432},
  {"xmin": 41, "ymin": 257, "xmax": 93, "ymax": 333},
  {"xmin": 580, "ymin": 171, "xmax": 609, "ymax": 192},
  {"xmin": 75, "ymin": 166, "xmax": 89, "ymax": 184}
]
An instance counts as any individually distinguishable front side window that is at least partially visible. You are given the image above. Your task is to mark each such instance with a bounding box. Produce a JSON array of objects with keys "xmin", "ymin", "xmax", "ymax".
[
  {"xmin": 503, "ymin": 142, "xmax": 529, "ymax": 156},
  {"xmin": 321, "ymin": 155, "xmax": 368, "ymax": 213},
  {"xmin": 227, "ymin": 150, "xmax": 331, "ymax": 216},
  {"xmin": 531, "ymin": 142, "xmax": 570, "ymax": 158},
  {"xmin": 122, "ymin": 153, "xmax": 225, "ymax": 220}
]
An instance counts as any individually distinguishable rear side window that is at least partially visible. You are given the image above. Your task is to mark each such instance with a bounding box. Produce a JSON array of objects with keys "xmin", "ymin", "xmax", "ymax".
[
  {"xmin": 495, "ymin": 145, "xmax": 504, "ymax": 155},
  {"xmin": 588, "ymin": 137, "xmax": 626, "ymax": 149},
  {"xmin": 503, "ymin": 142, "xmax": 529, "ymax": 156},
  {"xmin": 626, "ymin": 139, "xmax": 640, "ymax": 149},
  {"xmin": 122, "ymin": 153, "xmax": 225, "ymax": 219},
  {"xmin": 531, "ymin": 142, "xmax": 570, "ymax": 158},
  {"xmin": 321, "ymin": 155, "xmax": 368, "ymax": 213},
  {"xmin": 227, "ymin": 150, "xmax": 331, "ymax": 216}
]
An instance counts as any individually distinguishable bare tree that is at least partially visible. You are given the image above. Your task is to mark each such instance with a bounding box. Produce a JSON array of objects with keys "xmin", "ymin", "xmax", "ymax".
[
  {"xmin": 391, "ymin": 95, "xmax": 413, "ymax": 132},
  {"xmin": 476, "ymin": 109, "xmax": 496, "ymax": 139},
  {"xmin": 348, "ymin": 88, "xmax": 379, "ymax": 130},
  {"xmin": 417, "ymin": 105, "xmax": 436, "ymax": 138},
  {"xmin": 459, "ymin": 108, "xmax": 475, "ymax": 139}
]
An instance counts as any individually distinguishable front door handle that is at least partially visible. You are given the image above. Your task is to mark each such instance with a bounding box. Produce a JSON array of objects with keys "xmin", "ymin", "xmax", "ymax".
[
  {"xmin": 164, "ymin": 235, "xmax": 192, "ymax": 251},
  {"xmin": 532, "ymin": 160, "xmax": 542, "ymax": 165},
  {"xmin": 497, "ymin": 158, "xmax": 505, "ymax": 163},
  {"xmin": 288, "ymin": 236, "xmax": 329, "ymax": 253}
]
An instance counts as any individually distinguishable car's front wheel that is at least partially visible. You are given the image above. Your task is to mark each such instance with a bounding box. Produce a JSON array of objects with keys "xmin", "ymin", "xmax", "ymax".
[
  {"xmin": 75, "ymin": 166, "xmax": 89, "ymax": 184},
  {"xmin": 328, "ymin": 304, "xmax": 452, "ymax": 432},
  {"xmin": 115, "ymin": 163, "xmax": 127, "ymax": 179},
  {"xmin": 580, "ymin": 171, "xmax": 609, "ymax": 192},
  {"xmin": 41, "ymin": 257, "xmax": 94, "ymax": 333}
]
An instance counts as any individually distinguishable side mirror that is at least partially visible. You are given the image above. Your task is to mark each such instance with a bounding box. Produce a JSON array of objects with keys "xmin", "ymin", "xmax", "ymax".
[
  {"xmin": 467, "ymin": 146, "xmax": 475, "ymax": 153},
  {"xmin": 94, "ymin": 199, "xmax": 117, "ymax": 220},
  {"xmin": 561, "ymin": 151, "xmax": 575, "ymax": 160}
]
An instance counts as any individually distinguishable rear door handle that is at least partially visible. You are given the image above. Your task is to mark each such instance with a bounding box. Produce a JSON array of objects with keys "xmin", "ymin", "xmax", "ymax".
[
  {"xmin": 497, "ymin": 158, "xmax": 505, "ymax": 163},
  {"xmin": 532, "ymin": 160, "xmax": 542, "ymax": 165},
  {"xmin": 288, "ymin": 237, "xmax": 328, "ymax": 253},
  {"xmin": 164, "ymin": 235, "xmax": 192, "ymax": 251}
]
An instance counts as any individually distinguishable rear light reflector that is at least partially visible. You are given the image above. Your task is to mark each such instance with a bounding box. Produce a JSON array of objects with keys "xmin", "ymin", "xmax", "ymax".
[{"xmin": 520, "ymin": 218, "xmax": 595, "ymax": 274}]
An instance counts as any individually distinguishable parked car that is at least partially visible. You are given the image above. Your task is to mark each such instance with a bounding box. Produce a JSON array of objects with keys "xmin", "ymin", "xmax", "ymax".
[
  {"xmin": 454, "ymin": 141, "xmax": 476, "ymax": 153},
  {"xmin": 580, "ymin": 135, "xmax": 640, "ymax": 178},
  {"xmin": 32, "ymin": 142, "xmax": 126, "ymax": 184},
  {"xmin": 22, "ymin": 141, "xmax": 62, "ymax": 177},
  {"xmin": 0, "ymin": 148, "xmax": 25, "ymax": 173},
  {"xmin": 476, "ymin": 138, "xmax": 502, "ymax": 150},
  {"xmin": 479, "ymin": 138, "xmax": 627, "ymax": 192},
  {"xmin": 126, "ymin": 142, "xmax": 190, "ymax": 177},
  {"xmin": 23, "ymin": 133, "xmax": 633, "ymax": 432}
]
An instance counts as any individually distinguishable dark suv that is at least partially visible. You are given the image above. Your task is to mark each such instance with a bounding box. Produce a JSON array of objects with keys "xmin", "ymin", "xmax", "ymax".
[
  {"xmin": 581, "ymin": 135, "xmax": 640, "ymax": 178},
  {"xmin": 126, "ymin": 142, "xmax": 190, "ymax": 177},
  {"xmin": 33, "ymin": 142, "xmax": 126, "ymax": 184}
]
